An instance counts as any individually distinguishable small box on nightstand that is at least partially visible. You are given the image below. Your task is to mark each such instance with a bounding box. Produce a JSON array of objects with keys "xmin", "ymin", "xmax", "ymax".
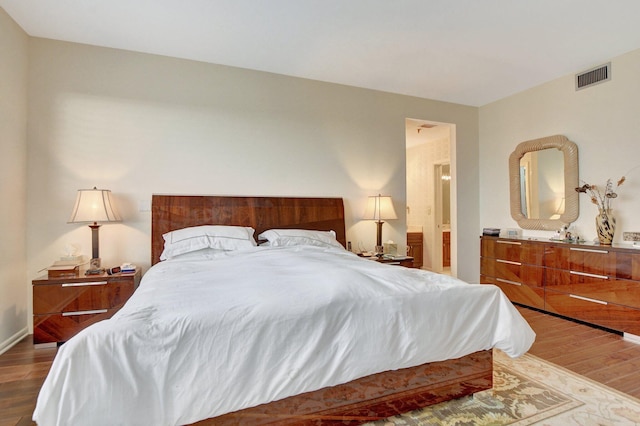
[{"xmin": 47, "ymin": 260, "xmax": 83, "ymax": 279}]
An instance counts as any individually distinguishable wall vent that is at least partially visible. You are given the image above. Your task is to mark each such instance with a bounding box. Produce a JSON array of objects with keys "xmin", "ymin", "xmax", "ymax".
[{"xmin": 575, "ymin": 63, "xmax": 611, "ymax": 90}]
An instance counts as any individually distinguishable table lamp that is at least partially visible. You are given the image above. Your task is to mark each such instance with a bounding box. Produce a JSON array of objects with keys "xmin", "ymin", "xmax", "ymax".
[
  {"xmin": 363, "ymin": 194, "xmax": 397, "ymax": 256},
  {"xmin": 68, "ymin": 187, "xmax": 121, "ymax": 275}
]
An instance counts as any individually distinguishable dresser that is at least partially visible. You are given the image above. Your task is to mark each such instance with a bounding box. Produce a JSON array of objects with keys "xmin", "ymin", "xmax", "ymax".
[
  {"xmin": 480, "ymin": 236, "xmax": 640, "ymax": 338},
  {"xmin": 33, "ymin": 269, "xmax": 141, "ymax": 345}
]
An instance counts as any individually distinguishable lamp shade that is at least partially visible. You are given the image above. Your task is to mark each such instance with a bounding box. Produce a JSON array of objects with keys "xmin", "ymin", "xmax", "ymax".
[
  {"xmin": 68, "ymin": 187, "xmax": 122, "ymax": 224},
  {"xmin": 363, "ymin": 195, "xmax": 397, "ymax": 221}
]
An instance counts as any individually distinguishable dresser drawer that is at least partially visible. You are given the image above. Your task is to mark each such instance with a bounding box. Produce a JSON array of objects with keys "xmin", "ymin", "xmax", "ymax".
[
  {"xmin": 495, "ymin": 239, "xmax": 544, "ymax": 265},
  {"xmin": 33, "ymin": 280, "xmax": 135, "ymax": 315},
  {"xmin": 33, "ymin": 309, "xmax": 116, "ymax": 344},
  {"xmin": 494, "ymin": 239, "xmax": 523, "ymax": 262},
  {"xmin": 569, "ymin": 246, "xmax": 616, "ymax": 276},
  {"xmin": 495, "ymin": 262, "xmax": 544, "ymax": 288},
  {"xmin": 480, "ymin": 237, "xmax": 496, "ymax": 259},
  {"xmin": 613, "ymin": 251, "xmax": 640, "ymax": 280},
  {"xmin": 483, "ymin": 275, "xmax": 544, "ymax": 309},
  {"xmin": 480, "ymin": 274, "xmax": 493, "ymax": 285},
  {"xmin": 545, "ymin": 290, "xmax": 640, "ymax": 335},
  {"xmin": 480, "ymin": 257, "xmax": 495, "ymax": 277},
  {"xmin": 545, "ymin": 246, "xmax": 616, "ymax": 276},
  {"xmin": 545, "ymin": 270, "xmax": 640, "ymax": 309}
]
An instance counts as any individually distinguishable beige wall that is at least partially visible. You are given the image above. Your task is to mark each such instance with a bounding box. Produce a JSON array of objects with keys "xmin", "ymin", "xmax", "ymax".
[
  {"xmin": 480, "ymin": 48, "xmax": 640, "ymax": 242},
  {"xmin": 0, "ymin": 8, "xmax": 29, "ymax": 352},
  {"xmin": 22, "ymin": 38, "xmax": 480, "ymax": 335}
]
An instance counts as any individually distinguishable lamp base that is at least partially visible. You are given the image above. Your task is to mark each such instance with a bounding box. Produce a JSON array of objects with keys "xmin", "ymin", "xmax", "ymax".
[
  {"xmin": 85, "ymin": 258, "xmax": 103, "ymax": 275},
  {"xmin": 375, "ymin": 220, "xmax": 385, "ymax": 257}
]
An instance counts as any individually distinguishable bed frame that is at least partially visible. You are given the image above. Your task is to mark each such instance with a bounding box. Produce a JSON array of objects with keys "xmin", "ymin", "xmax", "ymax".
[{"xmin": 151, "ymin": 195, "xmax": 493, "ymax": 425}]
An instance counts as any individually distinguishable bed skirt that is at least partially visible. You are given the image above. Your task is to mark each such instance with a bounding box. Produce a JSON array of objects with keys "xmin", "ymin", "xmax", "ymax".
[{"xmin": 191, "ymin": 350, "xmax": 493, "ymax": 425}]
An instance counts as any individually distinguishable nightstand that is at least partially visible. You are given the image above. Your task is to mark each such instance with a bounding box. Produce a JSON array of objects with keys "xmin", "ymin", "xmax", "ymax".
[{"xmin": 32, "ymin": 269, "xmax": 141, "ymax": 346}]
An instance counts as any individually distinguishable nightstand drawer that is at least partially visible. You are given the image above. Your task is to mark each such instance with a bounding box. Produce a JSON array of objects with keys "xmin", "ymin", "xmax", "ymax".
[
  {"xmin": 33, "ymin": 309, "xmax": 116, "ymax": 344},
  {"xmin": 33, "ymin": 280, "xmax": 135, "ymax": 315}
]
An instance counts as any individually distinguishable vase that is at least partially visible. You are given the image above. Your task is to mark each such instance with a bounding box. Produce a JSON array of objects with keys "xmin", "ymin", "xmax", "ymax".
[{"xmin": 595, "ymin": 209, "xmax": 616, "ymax": 245}]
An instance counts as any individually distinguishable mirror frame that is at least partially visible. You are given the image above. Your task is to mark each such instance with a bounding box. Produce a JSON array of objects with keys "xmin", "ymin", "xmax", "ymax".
[{"xmin": 509, "ymin": 135, "xmax": 579, "ymax": 230}]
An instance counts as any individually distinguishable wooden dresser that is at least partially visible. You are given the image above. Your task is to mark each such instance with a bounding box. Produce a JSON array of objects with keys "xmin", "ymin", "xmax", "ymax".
[
  {"xmin": 33, "ymin": 269, "xmax": 141, "ymax": 345},
  {"xmin": 481, "ymin": 236, "xmax": 640, "ymax": 338}
]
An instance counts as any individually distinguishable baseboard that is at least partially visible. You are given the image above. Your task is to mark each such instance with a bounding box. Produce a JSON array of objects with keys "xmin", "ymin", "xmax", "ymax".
[
  {"xmin": 514, "ymin": 304, "xmax": 624, "ymax": 336},
  {"xmin": 0, "ymin": 327, "xmax": 29, "ymax": 356},
  {"xmin": 623, "ymin": 332, "xmax": 640, "ymax": 345}
]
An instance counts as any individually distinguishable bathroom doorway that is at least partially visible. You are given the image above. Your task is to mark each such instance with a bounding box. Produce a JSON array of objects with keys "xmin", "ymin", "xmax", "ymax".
[{"xmin": 405, "ymin": 119, "xmax": 455, "ymax": 275}]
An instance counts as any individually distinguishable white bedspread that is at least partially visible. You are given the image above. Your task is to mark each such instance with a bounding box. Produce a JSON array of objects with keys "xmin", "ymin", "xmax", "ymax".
[{"xmin": 33, "ymin": 246, "xmax": 535, "ymax": 426}]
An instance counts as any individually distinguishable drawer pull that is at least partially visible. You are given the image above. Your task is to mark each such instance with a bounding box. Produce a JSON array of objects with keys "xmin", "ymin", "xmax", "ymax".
[
  {"xmin": 497, "ymin": 259, "xmax": 521, "ymax": 266},
  {"xmin": 62, "ymin": 309, "xmax": 108, "ymax": 316},
  {"xmin": 496, "ymin": 278, "xmax": 522, "ymax": 286},
  {"xmin": 61, "ymin": 281, "xmax": 108, "ymax": 287},
  {"xmin": 570, "ymin": 247, "xmax": 609, "ymax": 254},
  {"xmin": 569, "ymin": 294, "xmax": 607, "ymax": 305},
  {"xmin": 497, "ymin": 240, "xmax": 521, "ymax": 245},
  {"xmin": 570, "ymin": 270, "xmax": 609, "ymax": 280}
]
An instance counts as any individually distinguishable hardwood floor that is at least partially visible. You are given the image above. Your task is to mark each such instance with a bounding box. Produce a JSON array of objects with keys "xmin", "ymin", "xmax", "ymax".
[
  {"xmin": 0, "ymin": 340, "xmax": 56, "ymax": 426},
  {"xmin": 1, "ymin": 306, "xmax": 639, "ymax": 424},
  {"xmin": 517, "ymin": 305, "xmax": 640, "ymax": 398}
]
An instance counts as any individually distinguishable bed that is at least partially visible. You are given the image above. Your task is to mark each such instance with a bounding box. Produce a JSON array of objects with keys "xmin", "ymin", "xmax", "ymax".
[{"xmin": 33, "ymin": 195, "xmax": 535, "ymax": 426}]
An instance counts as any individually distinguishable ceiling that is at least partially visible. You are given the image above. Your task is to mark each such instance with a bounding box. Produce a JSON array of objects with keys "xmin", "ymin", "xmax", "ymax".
[{"xmin": 2, "ymin": 0, "xmax": 640, "ymax": 106}]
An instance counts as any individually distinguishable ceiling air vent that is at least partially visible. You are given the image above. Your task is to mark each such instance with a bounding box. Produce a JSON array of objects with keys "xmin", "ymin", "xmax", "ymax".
[{"xmin": 575, "ymin": 62, "xmax": 611, "ymax": 90}]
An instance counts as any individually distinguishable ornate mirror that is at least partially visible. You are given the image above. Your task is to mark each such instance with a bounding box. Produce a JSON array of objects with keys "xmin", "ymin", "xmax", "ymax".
[{"xmin": 509, "ymin": 135, "xmax": 579, "ymax": 230}]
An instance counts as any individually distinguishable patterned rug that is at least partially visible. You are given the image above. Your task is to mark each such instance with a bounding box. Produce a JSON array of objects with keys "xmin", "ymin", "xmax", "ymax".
[{"xmin": 366, "ymin": 350, "xmax": 640, "ymax": 425}]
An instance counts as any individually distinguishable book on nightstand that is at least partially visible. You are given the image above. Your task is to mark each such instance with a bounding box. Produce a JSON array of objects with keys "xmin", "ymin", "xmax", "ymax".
[
  {"xmin": 47, "ymin": 260, "xmax": 83, "ymax": 278},
  {"xmin": 120, "ymin": 263, "xmax": 137, "ymax": 274}
]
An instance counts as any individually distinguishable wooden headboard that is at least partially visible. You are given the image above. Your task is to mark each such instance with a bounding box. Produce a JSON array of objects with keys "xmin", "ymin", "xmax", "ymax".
[{"xmin": 151, "ymin": 195, "xmax": 346, "ymax": 265}]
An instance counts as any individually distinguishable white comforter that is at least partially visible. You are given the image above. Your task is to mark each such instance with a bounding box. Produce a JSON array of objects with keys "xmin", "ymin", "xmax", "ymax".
[{"xmin": 33, "ymin": 246, "xmax": 535, "ymax": 426}]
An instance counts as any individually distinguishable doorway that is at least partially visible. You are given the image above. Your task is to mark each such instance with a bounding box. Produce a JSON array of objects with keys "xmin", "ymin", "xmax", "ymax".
[{"xmin": 405, "ymin": 119, "xmax": 455, "ymax": 275}]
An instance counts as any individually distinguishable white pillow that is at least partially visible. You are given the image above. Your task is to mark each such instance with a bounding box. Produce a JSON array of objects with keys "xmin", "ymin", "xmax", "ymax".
[
  {"xmin": 160, "ymin": 225, "xmax": 256, "ymax": 260},
  {"xmin": 258, "ymin": 229, "xmax": 343, "ymax": 249},
  {"xmin": 164, "ymin": 248, "xmax": 230, "ymax": 261}
]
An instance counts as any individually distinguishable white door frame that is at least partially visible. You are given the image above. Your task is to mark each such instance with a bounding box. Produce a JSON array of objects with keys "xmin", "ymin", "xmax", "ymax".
[{"xmin": 432, "ymin": 162, "xmax": 450, "ymax": 273}]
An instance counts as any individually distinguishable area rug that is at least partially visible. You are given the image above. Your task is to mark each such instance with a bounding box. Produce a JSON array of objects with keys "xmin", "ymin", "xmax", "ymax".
[{"xmin": 366, "ymin": 350, "xmax": 640, "ymax": 425}]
